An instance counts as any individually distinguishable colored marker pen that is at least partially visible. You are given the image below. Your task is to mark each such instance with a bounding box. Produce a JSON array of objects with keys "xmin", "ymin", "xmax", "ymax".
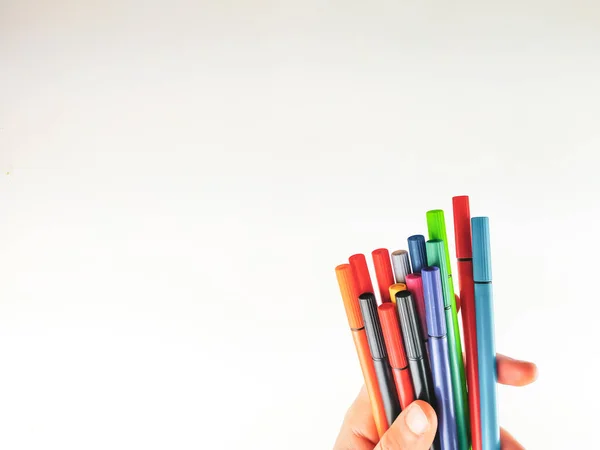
[
  {"xmin": 391, "ymin": 250, "xmax": 411, "ymax": 283},
  {"xmin": 396, "ymin": 290, "xmax": 440, "ymax": 450},
  {"xmin": 359, "ymin": 293, "xmax": 401, "ymax": 426},
  {"xmin": 407, "ymin": 235, "xmax": 427, "ymax": 274},
  {"xmin": 336, "ymin": 265, "xmax": 388, "ymax": 437},
  {"xmin": 349, "ymin": 254, "xmax": 374, "ymax": 295},
  {"xmin": 404, "ymin": 273, "xmax": 428, "ymax": 347},
  {"xmin": 452, "ymin": 195, "xmax": 482, "ymax": 450},
  {"xmin": 389, "ymin": 283, "xmax": 407, "ymax": 305},
  {"xmin": 427, "ymin": 210, "xmax": 470, "ymax": 450},
  {"xmin": 378, "ymin": 302, "xmax": 415, "ymax": 410},
  {"xmin": 422, "ymin": 266, "xmax": 459, "ymax": 450},
  {"xmin": 372, "ymin": 249, "xmax": 395, "ymax": 303},
  {"xmin": 472, "ymin": 217, "xmax": 500, "ymax": 450}
]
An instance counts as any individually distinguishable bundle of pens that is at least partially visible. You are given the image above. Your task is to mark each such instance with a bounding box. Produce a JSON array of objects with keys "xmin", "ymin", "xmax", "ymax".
[{"xmin": 335, "ymin": 196, "xmax": 498, "ymax": 450}]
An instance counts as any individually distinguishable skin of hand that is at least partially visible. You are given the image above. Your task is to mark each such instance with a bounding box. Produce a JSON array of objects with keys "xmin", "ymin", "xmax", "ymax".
[{"xmin": 334, "ymin": 297, "xmax": 538, "ymax": 450}]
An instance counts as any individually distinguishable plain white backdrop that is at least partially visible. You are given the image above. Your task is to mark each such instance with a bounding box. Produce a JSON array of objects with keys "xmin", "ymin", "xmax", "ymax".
[{"xmin": 2, "ymin": 1, "xmax": 600, "ymax": 448}]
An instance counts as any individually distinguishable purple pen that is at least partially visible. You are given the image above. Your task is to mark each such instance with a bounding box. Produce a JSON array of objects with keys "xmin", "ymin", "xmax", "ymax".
[{"xmin": 422, "ymin": 266, "xmax": 459, "ymax": 450}]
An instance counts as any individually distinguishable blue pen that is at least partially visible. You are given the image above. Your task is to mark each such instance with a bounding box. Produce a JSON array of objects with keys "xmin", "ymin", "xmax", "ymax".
[
  {"xmin": 422, "ymin": 266, "xmax": 459, "ymax": 450},
  {"xmin": 472, "ymin": 217, "xmax": 500, "ymax": 450},
  {"xmin": 408, "ymin": 235, "xmax": 427, "ymax": 273}
]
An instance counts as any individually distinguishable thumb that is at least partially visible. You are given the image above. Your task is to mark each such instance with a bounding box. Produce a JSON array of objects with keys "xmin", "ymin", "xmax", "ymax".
[{"xmin": 375, "ymin": 401, "xmax": 438, "ymax": 450}]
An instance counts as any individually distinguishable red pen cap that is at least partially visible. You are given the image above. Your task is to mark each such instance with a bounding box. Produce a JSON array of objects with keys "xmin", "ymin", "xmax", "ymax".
[
  {"xmin": 372, "ymin": 248, "xmax": 395, "ymax": 303},
  {"xmin": 378, "ymin": 303, "xmax": 408, "ymax": 369},
  {"xmin": 452, "ymin": 195, "xmax": 473, "ymax": 259},
  {"xmin": 349, "ymin": 254, "xmax": 374, "ymax": 295},
  {"xmin": 335, "ymin": 264, "xmax": 363, "ymax": 329}
]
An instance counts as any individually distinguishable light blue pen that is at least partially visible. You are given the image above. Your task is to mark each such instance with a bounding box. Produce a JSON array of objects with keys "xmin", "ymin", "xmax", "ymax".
[{"xmin": 472, "ymin": 217, "xmax": 500, "ymax": 450}]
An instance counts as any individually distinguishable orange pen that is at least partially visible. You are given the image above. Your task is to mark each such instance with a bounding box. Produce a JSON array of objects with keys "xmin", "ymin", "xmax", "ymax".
[
  {"xmin": 372, "ymin": 248, "xmax": 395, "ymax": 303},
  {"xmin": 336, "ymin": 264, "xmax": 388, "ymax": 437},
  {"xmin": 378, "ymin": 302, "xmax": 415, "ymax": 410}
]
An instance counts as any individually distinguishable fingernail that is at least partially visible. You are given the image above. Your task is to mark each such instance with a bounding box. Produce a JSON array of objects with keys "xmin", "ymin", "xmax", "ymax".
[{"xmin": 405, "ymin": 403, "xmax": 429, "ymax": 435}]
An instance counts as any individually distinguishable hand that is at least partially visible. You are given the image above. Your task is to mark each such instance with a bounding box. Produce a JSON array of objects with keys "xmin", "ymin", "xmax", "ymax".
[{"xmin": 333, "ymin": 354, "xmax": 537, "ymax": 449}]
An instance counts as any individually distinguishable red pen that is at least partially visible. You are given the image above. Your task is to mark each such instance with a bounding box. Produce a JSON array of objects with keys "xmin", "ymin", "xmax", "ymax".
[
  {"xmin": 349, "ymin": 254, "xmax": 374, "ymax": 295},
  {"xmin": 378, "ymin": 302, "xmax": 415, "ymax": 410},
  {"xmin": 372, "ymin": 248, "xmax": 395, "ymax": 303},
  {"xmin": 452, "ymin": 195, "xmax": 482, "ymax": 450}
]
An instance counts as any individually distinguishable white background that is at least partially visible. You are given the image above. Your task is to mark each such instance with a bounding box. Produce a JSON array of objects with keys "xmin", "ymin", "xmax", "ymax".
[{"xmin": 2, "ymin": 1, "xmax": 599, "ymax": 448}]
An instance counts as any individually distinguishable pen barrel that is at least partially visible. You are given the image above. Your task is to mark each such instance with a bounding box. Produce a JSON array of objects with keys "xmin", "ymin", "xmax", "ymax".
[
  {"xmin": 351, "ymin": 329, "xmax": 388, "ymax": 437},
  {"xmin": 407, "ymin": 356, "xmax": 440, "ymax": 450},
  {"xmin": 408, "ymin": 357, "xmax": 436, "ymax": 408},
  {"xmin": 475, "ymin": 283, "xmax": 500, "ymax": 450},
  {"xmin": 373, "ymin": 358, "xmax": 401, "ymax": 426},
  {"xmin": 444, "ymin": 292, "xmax": 471, "ymax": 450},
  {"xmin": 391, "ymin": 367, "xmax": 415, "ymax": 411},
  {"xmin": 457, "ymin": 260, "xmax": 483, "ymax": 450},
  {"xmin": 430, "ymin": 336, "xmax": 459, "ymax": 450}
]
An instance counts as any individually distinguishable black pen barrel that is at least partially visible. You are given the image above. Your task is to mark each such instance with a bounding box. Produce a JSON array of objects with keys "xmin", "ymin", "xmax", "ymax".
[
  {"xmin": 408, "ymin": 357, "xmax": 436, "ymax": 407},
  {"xmin": 373, "ymin": 359, "xmax": 401, "ymax": 425},
  {"xmin": 396, "ymin": 290, "xmax": 440, "ymax": 450}
]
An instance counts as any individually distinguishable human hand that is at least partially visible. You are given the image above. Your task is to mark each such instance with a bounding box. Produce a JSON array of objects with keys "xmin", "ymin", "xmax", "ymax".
[{"xmin": 333, "ymin": 353, "xmax": 537, "ymax": 449}]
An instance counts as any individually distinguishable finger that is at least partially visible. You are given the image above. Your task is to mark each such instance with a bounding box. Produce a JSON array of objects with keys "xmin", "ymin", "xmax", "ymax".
[
  {"xmin": 375, "ymin": 401, "xmax": 438, "ymax": 450},
  {"xmin": 501, "ymin": 427, "xmax": 526, "ymax": 450},
  {"xmin": 496, "ymin": 354, "xmax": 538, "ymax": 386},
  {"xmin": 333, "ymin": 386, "xmax": 378, "ymax": 450}
]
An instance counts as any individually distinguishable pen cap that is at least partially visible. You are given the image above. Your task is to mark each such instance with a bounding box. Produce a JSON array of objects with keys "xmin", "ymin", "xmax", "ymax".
[
  {"xmin": 407, "ymin": 235, "xmax": 427, "ymax": 273},
  {"xmin": 389, "ymin": 283, "xmax": 407, "ymax": 305},
  {"xmin": 471, "ymin": 217, "xmax": 492, "ymax": 282},
  {"xmin": 452, "ymin": 196, "xmax": 473, "ymax": 259},
  {"xmin": 335, "ymin": 264, "xmax": 363, "ymax": 329},
  {"xmin": 396, "ymin": 290, "xmax": 425, "ymax": 360},
  {"xmin": 421, "ymin": 267, "xmax": 447, "ymax": 337},
  {"xmin": 372, "ymin": 248, "xmax": 395, "ymax": 303},
  {"xmin": 425, "ymin": 239, "xmax": 452, "ymax": 307},
  {"xmin": 405, "ymin": 273, "xmax": 428, "ymax": 337},
  {"xmin": 378, "ymin": 303, "xmax": 408, "ymax": 369},
  {"xmin": 391, "ymin": 250, "xmax": 411, "ymax": 283},
  {"xmin": 359, "ymin": 293, "xmax": 388, "ymax": 360},
  {"xmin": 426, "ymin": 210, "xmax": 453, "ymax": 275},
  {"xmin": 349, "ymin": 254, "xmax": 374, "ymax": 295},
  {"xmin": 426, "ymin": 238, "xmax": 451, "ymax": 276}
]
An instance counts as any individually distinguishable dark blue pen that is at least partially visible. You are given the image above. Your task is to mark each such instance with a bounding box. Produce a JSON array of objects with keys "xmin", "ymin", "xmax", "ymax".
[{"xmin": 422, "ymin": 266, "xmax": 458, "ymax": 450}]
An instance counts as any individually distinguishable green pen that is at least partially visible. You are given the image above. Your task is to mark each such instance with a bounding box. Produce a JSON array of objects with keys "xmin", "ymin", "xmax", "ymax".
[{"xmin": 427, "ymin": 210, "xmax": 470, "ymax": 450}]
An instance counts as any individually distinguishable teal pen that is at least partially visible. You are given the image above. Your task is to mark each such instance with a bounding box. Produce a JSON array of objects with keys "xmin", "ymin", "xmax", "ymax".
[{"xmin": 472, "ymin": 217, "xmax": 500, "ymax": 450}]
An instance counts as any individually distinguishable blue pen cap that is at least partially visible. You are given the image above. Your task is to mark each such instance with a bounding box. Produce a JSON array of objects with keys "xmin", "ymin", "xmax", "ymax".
[
  {"xmin": 421, "ymin": 266, "xmax": 447, "ymax": 338},
  {"xmin": 407, "ymin": 235, "xmax": 427, "ymax": 273},
  {"xmin": 472, "ymin": 217, "xmax": 492, "ymax": 282}
]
